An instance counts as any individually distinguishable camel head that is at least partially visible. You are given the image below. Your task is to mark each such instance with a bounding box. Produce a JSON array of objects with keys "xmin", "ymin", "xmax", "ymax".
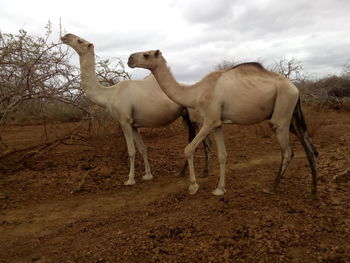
[
  {"xmin": 60, "ymin": 33, "xmax": 94, "ymax": 56},
  {"xmin": 128, "ymin": 50, "xmax": 165, "ymax": 71}
]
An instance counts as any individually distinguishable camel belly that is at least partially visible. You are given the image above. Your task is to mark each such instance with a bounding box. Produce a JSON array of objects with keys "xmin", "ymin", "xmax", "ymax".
[
  {"xmin": 221, "ymin": 101, "xmax": 274, "ymax": 125},
  {"xmin": 109, "ymin": 76, "xmax": 184, "ymax": 128},
  {"xmin": 132, "ymin": 104, "xmax": 182, "ymax": 128},
  {"xmin": 219, "ymin": 83, "xmax": 277, "ymax": 125}
]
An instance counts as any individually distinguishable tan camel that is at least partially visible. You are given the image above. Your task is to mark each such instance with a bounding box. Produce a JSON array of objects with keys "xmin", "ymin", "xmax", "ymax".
[
  {"xmin": 128, "ymin": 50, "xmax": 318, "ymax": 197},
  {"xmin": 61, "ymin": 34, "xmax": 209, "ymax": 186}
]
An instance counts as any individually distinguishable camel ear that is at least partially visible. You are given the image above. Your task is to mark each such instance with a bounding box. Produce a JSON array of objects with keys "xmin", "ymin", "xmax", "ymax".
[
  {"xmin": 88, "ymin": 43, "xmax": 93, "ymax": 48},
  {"xmin": 155, "ymin": 50, "xmax": 161, "ymax": 57}
]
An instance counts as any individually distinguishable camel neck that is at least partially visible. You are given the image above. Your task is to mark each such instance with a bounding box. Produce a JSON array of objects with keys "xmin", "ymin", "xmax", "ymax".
[
  {"xmin": 79, "ymin": 51, "xmax": 112, "ymax": 107},
  {"xmin": 152, "ymin": 63, "xmax": 196, "ymax": 108}
]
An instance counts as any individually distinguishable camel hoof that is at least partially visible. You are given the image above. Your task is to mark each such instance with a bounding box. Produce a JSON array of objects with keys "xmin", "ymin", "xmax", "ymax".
[
  {"xmin": 262, "ymin": 187, "xmax": 275, "ymax": 195},
  {"xmin": 124, "ymin": 178, "xmax": 136, "ymax": 186},
  {"xmin": 188, "ymin": 183, "xmax": 199, "ymax": 195},
  {"xmin": 212, "ymin": 188, "xmax": 226, "ymax": 196},
  {"xmin": 142, "ymin": 174, "xmax": 153, "ymax": 181}
]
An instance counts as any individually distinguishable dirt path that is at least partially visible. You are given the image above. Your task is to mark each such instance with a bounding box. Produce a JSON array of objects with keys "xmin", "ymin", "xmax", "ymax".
[
  {"xmin": 1, "ymin": 152, "xmax": 287, "ymax": 243},
  {"xmin": 1, "ymin": 177, "xmax": 188, "ymax": 242}
]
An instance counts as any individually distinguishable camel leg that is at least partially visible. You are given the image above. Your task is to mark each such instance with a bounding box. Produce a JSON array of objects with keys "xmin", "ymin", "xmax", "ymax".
[
  {"xmin": 291, "ymin": 118, "xmax": 318, "ymax": 197},
  {"xmin": 263, "ymin": 87, "xmax": 298, "ymax": 194},
  {"xmin": 120, "ymin": 122, "xmax": 136, "ymax": 186},
  {"xmin": 179, "ymin": 122, "xmax": 211, "ymax": 177},
  {"xmin": 178, "ymin": 119, "xmax": 197, "ymax": 176},
  {"xmin": 179, "ymin": 140, "xmax": 211, "ymax": 177},
  {"xmin": 212, "ymin": 126, "xmax": 227, "ymax": 196},
  {"xmin": 185, "ymin": 122, "xmax": 218, "ymax": 195},
  {"xmin": 202, "ymin": 138, "xmax": 211, "ymax": 177},
  {"xmin": 132, "ymin": 128, "xmax": 153, "ymax": 181},
  {"xmin": 179, "ymin": 157, "xmax": 189, "ymax": 176},
  {"xmin": 264, "ymin": 126, "xmax": 293, "ymax": 194}
]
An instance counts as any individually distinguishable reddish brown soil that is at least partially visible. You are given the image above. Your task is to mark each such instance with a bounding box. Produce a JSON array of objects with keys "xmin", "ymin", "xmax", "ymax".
[{"xmin": 0, "ymin": 107, "xmax": 349, "ymax": 263}]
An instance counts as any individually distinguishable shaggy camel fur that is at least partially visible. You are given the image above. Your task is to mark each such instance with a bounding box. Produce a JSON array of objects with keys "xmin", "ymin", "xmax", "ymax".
[
  {"xmin": 61, "ymin": 34, "xmax": 209, "ymax": 186},
  {"xmin": 128, "ymin": 50, "xmax": 318, "ymax": 197}
]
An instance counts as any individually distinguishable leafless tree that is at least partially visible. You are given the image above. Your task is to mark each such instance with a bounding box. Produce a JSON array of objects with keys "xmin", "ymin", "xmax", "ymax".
[
  {"xmin": 0, "ymin": 25, "xmax": 82, "ymax": 124},
  {"xmin": 96, "ymin": 58, "xmax": 131, "ymax": 86},
  {"xmin": 0, "ymin": 24, "xmax": 130, "ymax": 151},
  {"xmin": 271, "ymin": 57, "xmax": 307, "ymax": 83}
]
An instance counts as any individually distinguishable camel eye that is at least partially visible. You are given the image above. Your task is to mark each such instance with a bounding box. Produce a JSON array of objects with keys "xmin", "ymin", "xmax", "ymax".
[
  {"xmin": 77, "ymin": 39, "xmax": 83, "ymax": 44},
  {"xmin": 143, "ymin": 54, "xmax": 149, "ymax": 59}
]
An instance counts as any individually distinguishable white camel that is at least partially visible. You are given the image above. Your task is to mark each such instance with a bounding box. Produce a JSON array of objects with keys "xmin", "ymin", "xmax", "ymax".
[
  {"xmin": 60, "ymin": 34, "xmax": 209, "ymax": 186},
  {"xmin": 128, "ymin": 50, "xmax": 318, "ymax": 197}
]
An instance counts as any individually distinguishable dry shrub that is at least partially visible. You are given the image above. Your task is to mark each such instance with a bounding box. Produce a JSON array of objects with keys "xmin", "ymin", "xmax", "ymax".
[
  {"xmin": 299, "ymin": 75, "xmax": 350, "ymax": 111},
  {"xmin": 6, "ymin": 100, "xmax": 85, "ymax": 126}
]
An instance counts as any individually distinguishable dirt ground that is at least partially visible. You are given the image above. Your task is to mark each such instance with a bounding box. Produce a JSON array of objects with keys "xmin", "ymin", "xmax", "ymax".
[{"xmin": 0, "ymin": 106, "xmax": 349, "ymax": 263}]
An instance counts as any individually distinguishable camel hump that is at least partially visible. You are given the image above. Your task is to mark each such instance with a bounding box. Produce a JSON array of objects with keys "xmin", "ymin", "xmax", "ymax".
[{"xmin": 230, "ymin": 62, "xmax": 264, "ymax": 70}]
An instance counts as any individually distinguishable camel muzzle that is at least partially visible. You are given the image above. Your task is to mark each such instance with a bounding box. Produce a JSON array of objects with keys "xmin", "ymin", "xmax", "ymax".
[
  {"xmin": 127, "ymin": 56, "xmax": 135, "ymax": 68},
  {"xmin": 60, "ymin": 36, "xmax": 69, "ymax": 44}
]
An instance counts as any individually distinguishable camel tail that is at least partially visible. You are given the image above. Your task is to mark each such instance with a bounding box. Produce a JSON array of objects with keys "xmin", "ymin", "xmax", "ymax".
[
  {"xmin": 290, "ymin": 96, "xmax": 307, "ymax": 133},
  {"xmin": 290, "ymin": 97, "xmax": 319, "ymax": 157},
  {"xmin": 181, "ymin": 109, "xmax": 197, "ymax": 142}
]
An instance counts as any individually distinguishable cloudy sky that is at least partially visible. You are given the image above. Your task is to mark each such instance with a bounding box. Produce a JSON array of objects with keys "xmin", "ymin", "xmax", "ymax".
[{"xmin": 1, "ymin": 0, "xmax": 350, "ymax": 83}]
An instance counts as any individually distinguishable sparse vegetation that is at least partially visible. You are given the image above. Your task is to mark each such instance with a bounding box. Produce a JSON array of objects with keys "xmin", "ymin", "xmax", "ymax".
[
  {"xmin": 0, "ymin": 24, "xmax": 130, "ymax": 126},
  {"xmin": 0, "ymin": 24, "xmax": 130, "ymax": 150}
]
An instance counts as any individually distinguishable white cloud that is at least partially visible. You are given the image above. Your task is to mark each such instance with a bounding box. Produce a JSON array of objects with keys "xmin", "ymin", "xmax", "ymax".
[{"xmin": 1, "ymin": 0, "xmax": 350, "ymax": 82}]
